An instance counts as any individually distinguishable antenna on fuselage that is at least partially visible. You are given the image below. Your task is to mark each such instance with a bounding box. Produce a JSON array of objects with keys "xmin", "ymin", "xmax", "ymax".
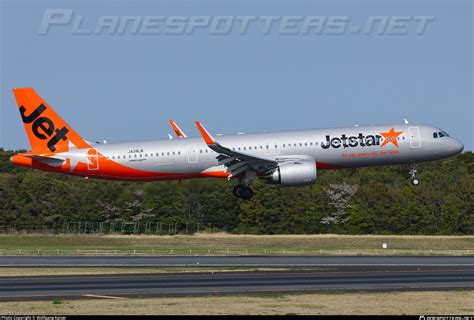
[
  {"xmin": 404, "ymin": 118, "xmax": 409, "ymax": 124},
  {"xmin": 168, "ymin": 134, "xmax": 174, "ymax": 140}
]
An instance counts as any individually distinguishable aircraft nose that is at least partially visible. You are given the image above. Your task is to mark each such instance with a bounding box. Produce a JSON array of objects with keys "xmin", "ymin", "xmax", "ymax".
[{"xmin": 449, "ymin": 138, "xmax": 464, "ymax": 155}]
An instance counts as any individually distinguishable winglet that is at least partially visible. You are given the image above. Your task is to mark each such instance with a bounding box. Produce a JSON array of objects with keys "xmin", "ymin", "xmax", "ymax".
[
  {"xmin": 195, "ymin": 121, "xmax": 216, "ymax": 145},
  {"xmin": 169, "ymin": 120, "xmax": 187, "ymax": 138}
]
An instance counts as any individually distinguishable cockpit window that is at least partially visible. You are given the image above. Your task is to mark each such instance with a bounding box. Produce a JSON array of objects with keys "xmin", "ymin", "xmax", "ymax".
[
  {"xmin": 434, "ymin": 131, "xmax": 450, "ymax": 138},
  {"xmin": 439, "ymin": 131, "xmax": 449, "ymax": 137}
]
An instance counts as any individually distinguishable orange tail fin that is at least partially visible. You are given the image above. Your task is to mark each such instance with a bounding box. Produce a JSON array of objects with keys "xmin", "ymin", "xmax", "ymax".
[{"xmin": 13, "ymin": 88, "xmax": 90, "ymax": 153}]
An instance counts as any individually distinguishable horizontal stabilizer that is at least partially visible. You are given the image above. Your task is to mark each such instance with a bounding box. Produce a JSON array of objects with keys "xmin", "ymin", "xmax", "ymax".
[{"xmin": 24, "ymin": 154, "xmax": 65, "ymax": 167}]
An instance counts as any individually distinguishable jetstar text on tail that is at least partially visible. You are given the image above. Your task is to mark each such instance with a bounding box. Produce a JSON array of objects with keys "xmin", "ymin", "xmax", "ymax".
[{"xmin": 20, "ymin": 103, "xmax": 69, "ymax": 152}]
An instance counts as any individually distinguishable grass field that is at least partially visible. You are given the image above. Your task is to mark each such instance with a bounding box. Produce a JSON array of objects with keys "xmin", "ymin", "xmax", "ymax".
[
  {"xmin": 1, "ymin": 291, "xmax": 473, "ymax": 315},
  {"xmin": 0, "ymin": 234, "xmax": 473, "ymax": 256}
]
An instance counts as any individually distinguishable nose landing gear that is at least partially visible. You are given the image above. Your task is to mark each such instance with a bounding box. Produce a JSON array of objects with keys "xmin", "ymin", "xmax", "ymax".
[
  {"xmin": 233, "ymin": 185, "xmax": 254, "ymax": 200},
  {"xmin": 409, "ymin": 164, "xmax": 420, "ymax": 186}
]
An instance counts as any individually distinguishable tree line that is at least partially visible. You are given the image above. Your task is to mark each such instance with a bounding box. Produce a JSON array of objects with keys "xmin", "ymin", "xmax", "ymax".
[{"xmin": 0, "ymin": 148, "xmax": 472, "ymax": 235}]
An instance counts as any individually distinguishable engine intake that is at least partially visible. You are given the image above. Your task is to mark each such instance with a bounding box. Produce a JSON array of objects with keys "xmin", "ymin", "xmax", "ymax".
[{"xmin": 266, "ymin": 160, "xmax": 317, "ymax": 187}]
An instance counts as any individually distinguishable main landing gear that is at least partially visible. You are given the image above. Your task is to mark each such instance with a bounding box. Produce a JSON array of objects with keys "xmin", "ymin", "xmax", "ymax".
[
  {"xmin": 409, "ymin": 163, "xmax": 420, "ymax": 186},
  {"xmin": 233, "ymin": 184, "xmax": 254, "ymax": 200}
]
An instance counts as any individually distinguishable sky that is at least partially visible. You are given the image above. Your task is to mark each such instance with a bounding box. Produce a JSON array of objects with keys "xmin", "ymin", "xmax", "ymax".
[{"xmin": 0, "ymin": 0, "xmax": 472, "ymax": 151}]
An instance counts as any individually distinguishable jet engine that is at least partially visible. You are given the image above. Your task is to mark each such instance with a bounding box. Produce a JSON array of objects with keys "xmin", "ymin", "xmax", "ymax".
[{"xmin": 265, "ymin": 160, "xmax": 317, "ymax": 187}]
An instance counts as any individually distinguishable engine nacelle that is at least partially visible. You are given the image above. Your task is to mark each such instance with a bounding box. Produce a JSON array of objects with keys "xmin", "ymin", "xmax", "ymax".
[{"xmin": 266, "ymin": 160, "xmax": 317, "ymax": 187}]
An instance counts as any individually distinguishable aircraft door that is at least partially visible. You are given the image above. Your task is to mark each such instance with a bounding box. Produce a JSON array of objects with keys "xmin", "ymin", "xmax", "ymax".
[
  {"xmin": 187, "ymin": 145, "xmax": 198, "ymax": 163},
  {"xmin": 408, "ymin": 127, "xmax": 421, "ymax": 148}
]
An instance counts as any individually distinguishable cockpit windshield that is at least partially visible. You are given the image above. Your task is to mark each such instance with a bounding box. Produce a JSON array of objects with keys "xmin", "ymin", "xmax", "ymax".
[
  {"xmin": 433, "ymin": 131, "xmax": 450, "ymax": 138},
  {"xmin": 439, "ymin": 131, "xmax": 449, "ymax": 137}
]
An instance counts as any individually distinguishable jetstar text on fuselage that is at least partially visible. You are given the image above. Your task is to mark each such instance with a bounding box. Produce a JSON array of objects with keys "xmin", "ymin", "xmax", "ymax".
[{"xmin": 321, "ymin": 133, "xmax": 384, "ymax": 149}]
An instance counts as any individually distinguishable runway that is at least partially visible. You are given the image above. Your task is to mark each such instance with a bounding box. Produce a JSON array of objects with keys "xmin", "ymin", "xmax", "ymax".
[
  {"xmin": 1, "ymin": 256, "xmax": 472, "ymax": 301},
  {"xmin": 1, "ymin": 255, "xmax": 474, "ymax": 267},
  {"xmin": 0, "ymin": 268, "xmax": 473, "ymax": 301}
]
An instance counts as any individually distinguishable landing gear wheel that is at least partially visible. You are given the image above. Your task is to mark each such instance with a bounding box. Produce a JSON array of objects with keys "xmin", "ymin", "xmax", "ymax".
[
  {"xmin": 408, "ymin": 164, "xmax": 419, "ymax": 186},
  {"xmin": 232, "ymin": 185, "xmax": 241, "ymax": 197},
  {"xmin": 232, "ymin": 185, "xmax": 254, "ymax": 200},
  {"xmin": 240, "ymin": 187, "xmax": 254, "ymax": 200}
]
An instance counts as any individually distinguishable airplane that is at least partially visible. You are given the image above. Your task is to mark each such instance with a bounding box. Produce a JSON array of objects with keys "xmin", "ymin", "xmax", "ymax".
[{"xmin": 10, "ymin": 88, "xmax": 464, "ymax": 200}]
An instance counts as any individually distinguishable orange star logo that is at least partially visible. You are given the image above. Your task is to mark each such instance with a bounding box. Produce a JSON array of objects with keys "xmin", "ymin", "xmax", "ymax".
[{"xmin": 380, "ymin": 127, "xmax": 403, "ymax": 147}]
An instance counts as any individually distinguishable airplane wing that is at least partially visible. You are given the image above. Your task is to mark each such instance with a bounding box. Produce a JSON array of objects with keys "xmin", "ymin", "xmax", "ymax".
[
  {"xmin": 169, "ymin": 120, "xmax": 187, "ymax": 138},
  {"xmin": 195, "ymin": 121, "xmax": 278, "ymax": 179}
]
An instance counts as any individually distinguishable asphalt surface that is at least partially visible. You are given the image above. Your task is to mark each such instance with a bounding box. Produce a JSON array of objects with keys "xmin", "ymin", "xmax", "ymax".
[
  {"xmin": 1, "ymin": 256, "xmax": 472, "ymax": 301},
  {"xmin": 1, "ymin": 255, "xmax": 474, "ymax": 267},
  {"xmin": 1, "ymin": 268, "xmax": 473, "ymax": 301}
]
